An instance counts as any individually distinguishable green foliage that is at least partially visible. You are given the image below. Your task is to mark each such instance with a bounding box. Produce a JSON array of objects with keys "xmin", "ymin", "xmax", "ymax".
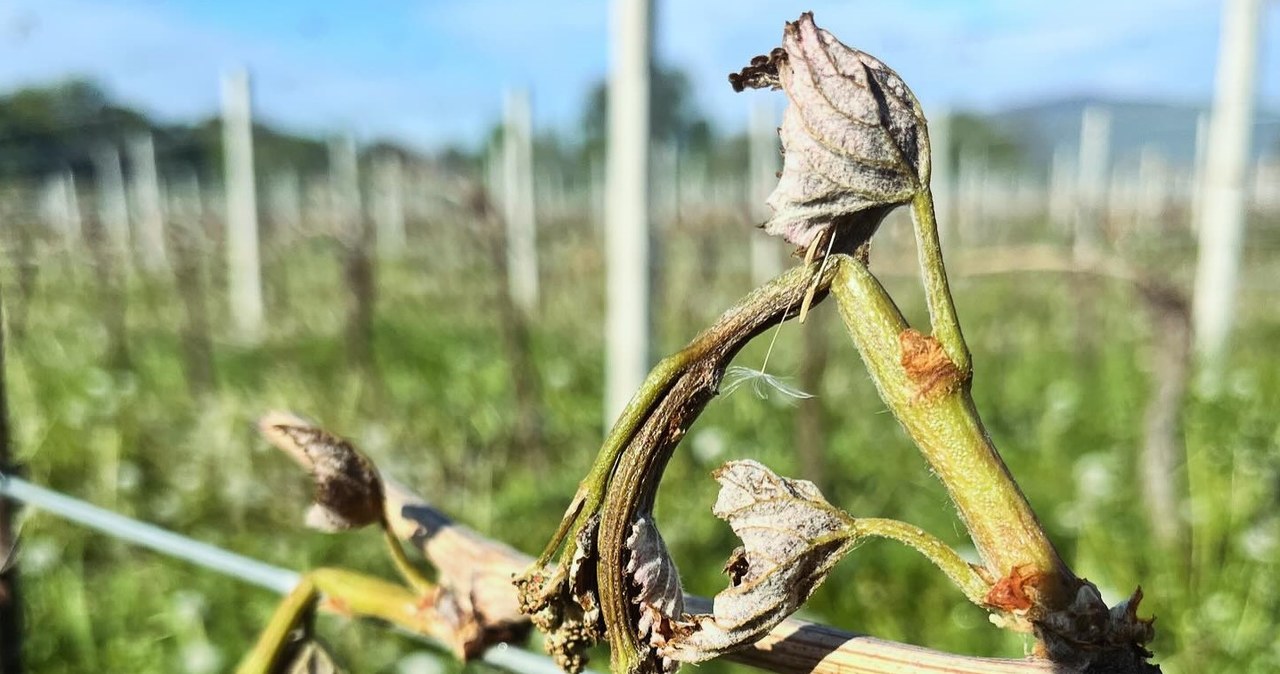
[
  {"xmin": 0, "ymin": 80, "xmax": 148, "ymax": 178},
  {"xmin": 7, "ymin": 215, "xmax": 1278, "ymax": 672},
  {"xmin": 0, "ymin": 73, "xmax": 736, "ymax": 213},
  {"xmin": 183, "ymin": 118, "xmax": 332, "ymax": 179},
  {"xmin": 0, "ymin": 80, "xmax": 334, "ymax": 183}
]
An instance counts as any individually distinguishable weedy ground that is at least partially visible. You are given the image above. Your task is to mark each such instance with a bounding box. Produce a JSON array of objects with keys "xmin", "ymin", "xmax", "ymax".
[{"xmin": 9, "ymin": 209, "xmax": 1280, "ymax": 673}]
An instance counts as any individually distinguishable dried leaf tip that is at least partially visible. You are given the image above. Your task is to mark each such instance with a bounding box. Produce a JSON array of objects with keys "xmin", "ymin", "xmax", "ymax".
[
  {"xmin": 741, "ymin": 13, "xmax": 929, "ymax": 255},
  {"xmin": 728, "ymin": 48, "xmax": 786, "ymax": 92},
  {"xmin": 258, "ymin": 412, "xmax": 384, "ymax": 532}
]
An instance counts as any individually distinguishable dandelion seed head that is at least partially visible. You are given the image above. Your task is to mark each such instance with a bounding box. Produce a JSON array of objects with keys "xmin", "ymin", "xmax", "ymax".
[{"xmin": 723, "ymin": 366, "xmax": 814, "ymax": 405}]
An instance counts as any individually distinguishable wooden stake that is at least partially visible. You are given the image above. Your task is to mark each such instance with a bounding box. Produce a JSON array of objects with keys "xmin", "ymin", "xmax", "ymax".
[
  {"xmin": 502, "ymin": 88, "xmax": 539, "ymax": 314},
  {"xmin": 1074, "ymin": 106, "xmax": 1111, "ymax": 261},
  {"xmin": 128, "ymin": 133, "xmax": 168, "ymax": 272},
  {"xmin": 1192, "ymin": 0, "xmax": 1264, "ymax": 387},
  {"xmin": 92, "ymin": 143, "xmax": 130, "ymax": 256},
  {"xmin": 220, "ymin": 68, "xmax": 264, "ymax": 343},
  {"xmin": 603, "ymin": 0, "xmax": 654, "ymax": 424}
]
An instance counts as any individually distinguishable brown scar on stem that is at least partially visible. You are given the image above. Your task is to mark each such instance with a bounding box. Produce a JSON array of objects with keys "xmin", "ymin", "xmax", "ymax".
[
  {"xmin": 984, "ymin": 564, "xmax": 1042, "ymax": 613},
  {"xmin": 798, "ymin": 227, "xmax": 837, "ymax": 324},
  {"xmin": 323, "ymin": 595, "xmax": 352, "ymax": 617},
  {"xmin": 898, "ymin": 328, "xmax": 966, "ymax": 400},
  {"xmin": 415, "ymin": 591, "xmax": 438, "ymax": 613}
]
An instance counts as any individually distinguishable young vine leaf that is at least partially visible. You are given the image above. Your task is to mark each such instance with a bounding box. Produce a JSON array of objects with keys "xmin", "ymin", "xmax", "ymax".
[{"xmin": 734, "ymin": 12, "xmax": 929, "ymax": 255}]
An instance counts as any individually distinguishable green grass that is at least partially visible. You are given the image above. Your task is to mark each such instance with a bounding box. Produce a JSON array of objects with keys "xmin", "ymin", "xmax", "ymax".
[{"xmin": 8, "ymin": 214, "xmax": 1279, "ymax": 673}]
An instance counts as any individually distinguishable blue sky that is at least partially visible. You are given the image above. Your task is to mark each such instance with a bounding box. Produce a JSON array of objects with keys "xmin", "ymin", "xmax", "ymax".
[{"xmin": 1, "ymin": 0, "xmax": 1277, "ymax": 150}]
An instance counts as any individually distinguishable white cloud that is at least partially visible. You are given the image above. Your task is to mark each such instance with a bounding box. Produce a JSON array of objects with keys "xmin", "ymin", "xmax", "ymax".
[
  {"xmin": 0, "ymin": 0, "xmax": 506, "ymax": 147},
  {"xmin": 0, "ymin": 0, "xmax": 1274, "ymax": 150},
  {"xmin": 661, "ymin": 0, "xmax": 1243, "ymax": 121}
]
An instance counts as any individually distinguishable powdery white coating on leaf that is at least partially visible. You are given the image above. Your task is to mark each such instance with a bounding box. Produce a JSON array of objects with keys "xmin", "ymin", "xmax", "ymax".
[
  {"xmin": 661, "ymin": 460, "xmax": 858, "ymax": 663},
  {"xmin": 762, "ymin": 12, "xmax": 928, "ymax": 251},
  {"xmin": 627, "ymin": 516, "xmax": 685, "ymax": 633},
  {"xmin": 626, "ymin": 516, "xmax": 685, "ymax": 673}
]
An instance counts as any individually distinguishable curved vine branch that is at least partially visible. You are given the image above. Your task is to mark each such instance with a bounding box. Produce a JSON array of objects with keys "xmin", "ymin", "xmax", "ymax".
[
  {"xmin": 256, "ymin": 414, "xmax": 1089, "ymax": 673},
  {"xmin": 244, "ymin": 12, "xmax": 1163, "ymax": 674}
]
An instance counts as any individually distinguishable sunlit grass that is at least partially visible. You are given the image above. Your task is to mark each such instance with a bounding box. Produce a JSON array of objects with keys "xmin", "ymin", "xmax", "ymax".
[{"xmin": 8, "ymin": 215, "xmax": 1278, "ymax": 673}]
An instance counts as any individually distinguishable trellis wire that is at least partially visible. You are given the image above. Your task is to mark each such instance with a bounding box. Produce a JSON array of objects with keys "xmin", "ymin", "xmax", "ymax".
[{"xmin": 0, "ymin": 473, "xmax": 579, "ymax": 674}]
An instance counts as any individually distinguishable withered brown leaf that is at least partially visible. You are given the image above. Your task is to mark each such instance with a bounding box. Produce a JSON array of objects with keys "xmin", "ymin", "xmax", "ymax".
[
  {"xmin": 1037, "ymin": 584, "xmax": 1156, "ymax": 670},
  {"xmin": 736, "ymin": 12, "xmax": 929, "ymax": 254},
  {"xmin": 662, "ymin": 460, "xmax": 858, "ymax": 662},
  {"xmin": 259, "ymin": 412, "xmax": 384, "ymax": 532}
]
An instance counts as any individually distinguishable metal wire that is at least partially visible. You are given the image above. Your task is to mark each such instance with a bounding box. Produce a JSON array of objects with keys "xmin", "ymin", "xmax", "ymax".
[
  {"xmin": 1, "ymin": 475, "xmax": 300, "ymax": 593},
  {"xmin": 0, "ymin": 473, "xmax": 580, "ymax": 674}
]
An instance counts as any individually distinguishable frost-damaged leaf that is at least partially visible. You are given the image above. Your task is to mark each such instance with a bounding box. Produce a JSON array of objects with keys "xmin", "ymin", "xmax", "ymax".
[
  {"xmin": 260, "ymin": 412, "xmax": 384, "ymax": 531},
  {"xmin": 1037, "ymin": 584, "xmax": 1155, "ymax": 670},
  {"xmin": 515, "ymin": 515, "xmax": 604, "ymax": 674},
  {"xmin": 661, "ymin": 460, "xmax": 858, "ymax": 662},
  {"xmin": 626, "ymin": 515, "xmax": 684, "ymax": 673},
  {"xmin": 733, "ymin": 12, "xmax": 928, "ymax": 254}
]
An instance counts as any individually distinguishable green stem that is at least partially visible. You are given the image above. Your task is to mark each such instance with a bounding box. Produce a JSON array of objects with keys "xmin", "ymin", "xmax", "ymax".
[
  {"xmin": 851, "ymin": 517, "xmax": 990, "ymax": 606},
  {"xmin": 533, "ymin": 349, "xmax": 692, "ymax": 569},
  {"xmin": 236, "ymin": 574, "xmax": 320, "ymax": 674},
  {"xmin": 308, "ymin": 567, "xmax": 427, "ymax": 625},
  {"xmin": 383, "ymin": 524, "xmax": 434, "ymax": 596},
  {"xmin": 831, "ymin": 255, "xmax": 1075, "ymax": 612},
  {"xmin": 911, "ymin": 190, "xmax": 971, "ymax": 376},
  {"xmin": 597, "ymin": 263, "xmax": 837, "ymax": 673},
  {"xmin": 531, "ymin": 262, "xmax": 835, "ymax": 579},
  {"xmin": 237, "ymin": 568, "xmax": 446, "ymax": 674}
]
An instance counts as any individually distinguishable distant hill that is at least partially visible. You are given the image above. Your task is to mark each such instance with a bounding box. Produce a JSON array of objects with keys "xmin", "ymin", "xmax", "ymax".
[
  {"xmin": 0, "ymin": 80, "xmax": 421, "ymax": 182},
  {"xmin": 982, "ymin": 96, "xmax": 1280, "ymax": 176},
  {"xmin": 5, "ymin": 81, "xmax": 1277, "ymax": 187}
]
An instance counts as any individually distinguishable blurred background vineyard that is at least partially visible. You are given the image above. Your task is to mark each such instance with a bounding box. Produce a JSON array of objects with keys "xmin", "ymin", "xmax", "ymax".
[{"xmin": 1, "ymin": 1, "xmax": 1278, "ymax": 673}]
